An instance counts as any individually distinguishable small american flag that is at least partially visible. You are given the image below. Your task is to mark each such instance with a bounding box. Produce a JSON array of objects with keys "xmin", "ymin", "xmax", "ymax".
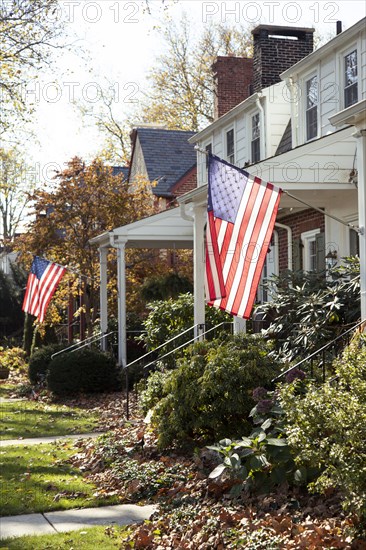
[
  {"xmin": 205, "ymin": 155, "xmax": 282, "ymax": 319},
  {"xmin": 22, "ymin": 256, "xmax": 66, "ymax": 323}
]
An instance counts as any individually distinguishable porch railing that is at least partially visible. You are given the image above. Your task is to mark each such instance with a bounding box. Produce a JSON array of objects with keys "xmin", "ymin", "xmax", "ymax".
[
  {"xmin": 272, "ymin": 319, "xmax": 365, "ymax": 384},
  {"xmin": 51, "ymin": 331, "xmax": 116, "ymax": 359}
]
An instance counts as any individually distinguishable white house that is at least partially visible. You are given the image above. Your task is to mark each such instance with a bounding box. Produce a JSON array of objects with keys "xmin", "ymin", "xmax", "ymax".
[{"xmin": 91, "ymin": 18, "xmax": 366, "ymax": 367}]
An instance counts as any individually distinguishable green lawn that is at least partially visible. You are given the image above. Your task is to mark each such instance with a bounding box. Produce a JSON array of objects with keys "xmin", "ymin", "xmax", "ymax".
[
  {"xmin": 0, "ymin": 383, "xmax": 17, "ymax": 398},
  {"xmin": 0, "ymin": 401, "xmax": 99, "ymax": 440},
  {"xmin": 0, "ymin": 441, "xmax": 119, "ymax": 516},
  {"xmin": 0, "ymin": 526, "xmax": 131, "ymax": 549}
]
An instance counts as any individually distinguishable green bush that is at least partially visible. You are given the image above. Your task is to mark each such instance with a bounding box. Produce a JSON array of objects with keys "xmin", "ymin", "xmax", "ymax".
[
  {"xmin": 28, "ymin": 343, "xmax": 64, "ymax": 384},
  {"xmin": 137, "ymin": 369, "xmax": 174, "ymax": 415},
  {"xmin": 46, "ymin": 348, "xmax": 121, "ymax": 395},
  {"xmin": 256, "ymin": 257, "xmax": 360, "ymax": 361},
  {"xmin": 0, "ymin": 347, "xmax": 27, "ymax": 371},
  {"xmin": 279, "ymin": 333, "xmax": 366, "ymax": 523},
  {"xmin": 153, "ymin": 334, "xmax": 281, "ymax": 449}
]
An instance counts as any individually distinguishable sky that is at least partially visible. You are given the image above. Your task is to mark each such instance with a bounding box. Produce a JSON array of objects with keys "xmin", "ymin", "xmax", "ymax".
[{"xmin": 24, "ymin": 0, "xmax": 366, "ymax": 182}]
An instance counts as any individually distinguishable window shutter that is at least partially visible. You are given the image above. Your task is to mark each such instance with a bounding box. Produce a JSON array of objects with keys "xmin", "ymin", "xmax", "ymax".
[
  {"xmin": 292, "ymin": 238, "xmax": 303, "ymax": 272},
  {"xmin": 316, "ymin": 232, "xmax": 325, "ymax": 272}
]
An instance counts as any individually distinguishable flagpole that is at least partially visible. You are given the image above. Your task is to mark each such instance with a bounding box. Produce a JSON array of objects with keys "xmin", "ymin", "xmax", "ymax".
[{"xmin": 194, "ymin": 147, "xmax": 361, "ymax": 234}]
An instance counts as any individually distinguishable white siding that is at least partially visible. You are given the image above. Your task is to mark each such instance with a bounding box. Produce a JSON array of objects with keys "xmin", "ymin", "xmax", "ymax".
[
  {"xmin": 264, "ymin": 81, "xmax": 292, "ymax": 157},
  {"xmin": 129, "ymin": 136, "xmax": 148, "ymax": 181}
]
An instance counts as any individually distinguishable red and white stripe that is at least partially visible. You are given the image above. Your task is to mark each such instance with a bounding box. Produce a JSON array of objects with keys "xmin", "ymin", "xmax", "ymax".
[
  {"xmin": 205, "ymin": 172, "xmax": 281, "ymax": 319},
  {"xmin": 23, "ymin": 263, "xmax": 66, "ymax": 322}
]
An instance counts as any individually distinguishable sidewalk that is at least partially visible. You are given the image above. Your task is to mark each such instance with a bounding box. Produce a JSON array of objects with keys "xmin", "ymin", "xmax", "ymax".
[
  {"xmin": 0, "ymin": 504, "xmax": 158, "ymax": 539},
  {"xmin": 0, "ymin": 432, "xmax": 104, "ymax": 446}
]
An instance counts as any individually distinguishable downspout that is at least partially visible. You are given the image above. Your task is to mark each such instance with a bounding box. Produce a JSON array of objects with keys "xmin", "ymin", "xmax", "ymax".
[
  {"xmin": 275, "ymin": 222, "xmax": 293, "ymax": 270},
  {"xmin": 286, "ymin": 77, "xmax": 298, "ymax": 148},
  {"xmin": 256, "ymin": 94, "xmax": 266, "ymax": 160}
]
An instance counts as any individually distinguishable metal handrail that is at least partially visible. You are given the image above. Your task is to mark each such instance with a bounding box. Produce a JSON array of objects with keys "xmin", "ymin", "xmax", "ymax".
[
  {"xmin": 124, "ymin": 321, "xmax": 233, "ymax": 419},
  {"xmin": 142, "ymin": 321, "xmax": 233, "ymax": 371},
  {"xmin": 272, "ymin": 319, "xmax": 365, "ymax": 382},
  {"xmin": 51, "ymin": 331, "xmax": 116, "ymax": 359},
  {"xmin": 124, "ymin": 323, "xmax": 200, "ymax": 370}
]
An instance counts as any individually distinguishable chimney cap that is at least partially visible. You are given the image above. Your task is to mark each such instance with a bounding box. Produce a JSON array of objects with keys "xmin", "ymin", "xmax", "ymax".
[{"xmin": 252, "ymin": 24, "xmax": 315, "ymax": 37}]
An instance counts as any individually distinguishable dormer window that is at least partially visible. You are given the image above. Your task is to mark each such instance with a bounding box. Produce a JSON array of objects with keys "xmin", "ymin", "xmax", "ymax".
[
  {"xmin": 251, "ymin": 113, "xmax": 260, "ymax": 163},
  {"xmin": 226, "ymin": 129, "xmax": 235, "ymax": 164},
  {"xmin": 344, "ymin": 49, "xmax": 358, "ymax": 108},
  {"xmin": 306, "ymin": 75, "xmax": 318, "ymax": 141}
]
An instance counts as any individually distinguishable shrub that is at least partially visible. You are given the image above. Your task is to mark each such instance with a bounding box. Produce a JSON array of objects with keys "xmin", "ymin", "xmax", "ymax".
[
  {"xmin": 46, "ymin": 348, "xmax": 121, "ymax": 395},
  {"xmin": 153, "ymin": 334, "xmax": 281, "ymax": 449},
  {"xmin": 256, "ymin": 257, "xmax": 360, "ymax": 361},
  {"xmin": 137, "ymin": 369, "xmax": 174, "ymax": 415},
  {"xmin": 279, "ymin": 333, "xmax": 366, "ymax": 523},
  {"xmin": 28, "ymin": 343, "xmax": 64, "ymax": 384}
]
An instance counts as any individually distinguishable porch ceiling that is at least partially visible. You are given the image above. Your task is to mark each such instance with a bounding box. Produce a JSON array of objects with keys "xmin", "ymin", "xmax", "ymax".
[{"xmin": 90, "ymin": 206, "xmax": 193, "ymax": 249}]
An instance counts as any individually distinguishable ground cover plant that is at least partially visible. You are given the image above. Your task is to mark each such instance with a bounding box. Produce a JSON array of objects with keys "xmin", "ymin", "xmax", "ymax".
[
  {"xmin": 0, "ymin": 400, "xmax": 100, "ymax": 440},
  {"xmin": 0, "ymin": 526, "xmax": 130, "ymax": 550},
  {"xmin": 0, "ymin": 441, "xmax": 119, "ymax": 516}
]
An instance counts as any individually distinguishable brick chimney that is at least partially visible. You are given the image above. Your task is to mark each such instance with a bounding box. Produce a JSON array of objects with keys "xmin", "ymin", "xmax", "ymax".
[
  {"xmin": 252, "ymin": 25, "xmax": 314, "ymax": 92},
  {"xmin": 212, "ymin": 56, "xmax": 253, "ymax": 119}
]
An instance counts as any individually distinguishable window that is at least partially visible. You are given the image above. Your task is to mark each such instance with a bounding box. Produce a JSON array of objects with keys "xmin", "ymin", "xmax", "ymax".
[
  {"xmin": 301, "ymin": 229, "xmax": 325, "ymax": 272},
  {"xmin": 251, "ymin": 113, "xmax": 260, "ymax": 163},
  {"xmin": 306, "ymin": 75, "xmax": 318, "ymax": 141},
  {"xmin": 350, "ymin": 228, "xmax": 360, "ymax": 257},
  {"xmin": 344, "ymin": 49, "xmax": 358, "ymax": 108},
  {"xmin": 226, "ymin": 129, "xmax": 235, "ymax": 164}
]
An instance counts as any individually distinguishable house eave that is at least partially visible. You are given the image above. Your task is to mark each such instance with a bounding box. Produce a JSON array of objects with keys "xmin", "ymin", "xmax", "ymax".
[
  {"xmin": 329, "ymin": 99, "xmax": 366, "ymax": 130},
  {"xmin": 280, "ymin": 17, "xmax": 366, "ymax": 80}
]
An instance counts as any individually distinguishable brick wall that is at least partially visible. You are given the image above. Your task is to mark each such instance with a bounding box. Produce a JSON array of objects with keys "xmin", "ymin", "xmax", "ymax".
[
  {"xmin": 252, "ymin": 26, "xmax": 314, "ymax": 92},
  {"xmin": 212, "ymin": 56, "xmax": 253, "ymax": 119},
  {"xmin": 172, "ymin": 166, "xmax": 197, "ymax": 197},
  {"xmin": 277, "ymin": 209, "xmax": 325, "ymax": 272}
]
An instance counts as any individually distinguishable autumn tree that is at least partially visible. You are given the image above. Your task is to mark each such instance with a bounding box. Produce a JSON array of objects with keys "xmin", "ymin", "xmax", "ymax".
[
  {"xmin": 140, "ymin": 17, "xmax": 253, "ymax": 130},
  {"xmin": 0, "ymin": 0, "xmax": 65, "ymax": 134},
  {"xmin": 0, "ymin": 148, "xmax": 36, "ymax": 250},
  {"xmin": 17, "ymin": 157, "xmax": 180, "ymax": 336},
  {"xmin": 82, "ymin": 17, "xmax": 253, "ymax": 161}
]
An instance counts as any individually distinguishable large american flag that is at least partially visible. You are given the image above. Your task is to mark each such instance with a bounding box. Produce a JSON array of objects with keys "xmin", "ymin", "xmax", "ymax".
[
  {"xmin": 22, "ymin": 256, "xmax": 66, "ymax": 323},
  {"xmin": 205, "ymin": 155, "xmax": 282, "ymax": 319}
]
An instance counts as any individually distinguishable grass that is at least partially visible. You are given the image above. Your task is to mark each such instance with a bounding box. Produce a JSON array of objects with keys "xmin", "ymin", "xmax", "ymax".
[
  {"xmin": 0, "ymin": 441, "xmax": 119, "ymax": 516},
  {"xmin": 0, "ymin": 383, "xmax": 17, "ymax": 398},
  {"xmin": 0, "ymin": 401, "xmax": 99, "ymax": 440},
  {"xmin": 0, "ymin": 526, "xmax": 131, "ymax": 549}
]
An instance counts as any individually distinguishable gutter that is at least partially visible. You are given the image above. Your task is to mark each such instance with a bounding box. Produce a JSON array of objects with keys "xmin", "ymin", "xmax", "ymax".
[{"xmin": 275, "ymin": 221, "xmax": 293, "ymax": 270}]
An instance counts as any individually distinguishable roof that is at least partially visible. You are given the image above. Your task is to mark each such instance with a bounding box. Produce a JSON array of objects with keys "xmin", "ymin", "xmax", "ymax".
[
  {"xmin": 275, "ymin": 120, "xmax": 292, "ymax": 155},
  {"xmin": 133, "ymin": 128, "xmax": 197, "ymax": 197},
  {"xmin": 112, "ymin": 166, "xmax": 129, "ymax": 180}
]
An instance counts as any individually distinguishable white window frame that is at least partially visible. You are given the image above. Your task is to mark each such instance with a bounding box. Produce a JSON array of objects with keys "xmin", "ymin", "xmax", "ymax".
[
  {"xmin": 343, "ymin": 46, "xmax": 358, "ymax": 108},
  {"xmin": 301, "ymin": 228, "xmax": 320, "ymax": 272},
  {"xmin": 250, "ymin": 112, "xmax": 261, "ymax": 163},
  {"xmin": 304, "ymin": 73, "xmax": 319, "ymax": 142},
  {"xmin": 224, "ymin": 124, "xmax": 235, "ymax": 164}
]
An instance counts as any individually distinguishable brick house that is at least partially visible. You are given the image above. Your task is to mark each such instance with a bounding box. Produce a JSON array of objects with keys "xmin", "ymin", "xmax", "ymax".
[{"xmin": 92, "ymin": 19, "xmax": 366, "ymax": 366}]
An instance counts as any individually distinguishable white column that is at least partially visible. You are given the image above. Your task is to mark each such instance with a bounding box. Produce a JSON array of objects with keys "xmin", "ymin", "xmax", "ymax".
[
  {"xmin": 116, "ymin": 239, "xmax": 127, "ymax": 367},
  {"xmin": 193, "ymin": 204, "xmax": 206, "ymax": 339},
  {"xmin": 355, "ymin": 129, "xmax": 366, "ymax": 323},
  {"xmin": 99, "ymin": 246, "xmax": 108, "ymax": 351}
]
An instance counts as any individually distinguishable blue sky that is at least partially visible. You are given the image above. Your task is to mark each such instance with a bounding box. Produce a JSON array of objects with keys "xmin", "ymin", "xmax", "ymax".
[{"xmin": 26, "ymin": 0, "xmax": 366, "ymax": 179}]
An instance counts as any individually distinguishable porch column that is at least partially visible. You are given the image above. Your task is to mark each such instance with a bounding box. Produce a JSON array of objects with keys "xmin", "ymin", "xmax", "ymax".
[
  {"xmin": 193, "ymin": 204, "xmax": 206, "ymax": 339},
  {"xmin": 99, "ymin": 246, "xmax": 108, "ymax": 351},
  {"xmin": 355, "ymin": 129, "xmax": 366, "ymax": 323},
  {"xmin": 116, "ymin": 238, "xmax": 127, "ymax": 367}
]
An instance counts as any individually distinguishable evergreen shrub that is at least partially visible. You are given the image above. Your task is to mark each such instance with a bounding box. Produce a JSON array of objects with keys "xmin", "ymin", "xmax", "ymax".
[
  {"xmin": 28, "ymin": 343, "xmax": 64, "ymax": 384},
  {"xmin": 152, "ymin": 334, "xmax": 280, "ymax": 449},
  {"xmin": 46, "ymin": 348, "xmax": 121, "ymax": 395}
]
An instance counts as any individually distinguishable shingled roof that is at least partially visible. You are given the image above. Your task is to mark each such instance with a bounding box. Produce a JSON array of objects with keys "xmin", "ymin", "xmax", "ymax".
[{"xmin": 131, "ymin": 128, "xmax": 197, "ymax": 197}]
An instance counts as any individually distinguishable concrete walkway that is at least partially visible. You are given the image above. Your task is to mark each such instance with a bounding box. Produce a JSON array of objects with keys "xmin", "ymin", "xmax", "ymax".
[
  {"xmin": 0, "ymin": 432, "xmax": 104, "ymax": 446},
  {"xmin": 0, "ymin": 504, "xmax": 158, "ymax": 539}
]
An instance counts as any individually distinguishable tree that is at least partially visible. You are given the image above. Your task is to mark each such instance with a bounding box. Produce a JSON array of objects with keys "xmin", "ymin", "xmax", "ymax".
[
  {"xmin": 0, "ymin": 148, "xmax": 36, "ymax": 249},
  {"xmin": 81, "ymin": 18, "xmax": 253, "ymax": 161},
  {"xmin": 0, "ymin": 0, "xmax": 65, "ymax": 134},
  {"xmin": 16, "ymin": 157, "xmax": 178, "ymax": 335},
  {"xmin": 140, "ymin": 16, "xmax": 253, "ymax": 131}
]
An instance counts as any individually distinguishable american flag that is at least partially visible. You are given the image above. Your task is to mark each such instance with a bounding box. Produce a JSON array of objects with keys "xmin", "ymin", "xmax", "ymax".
[
  {"xmin": 22, "ymin": 256, "xmax": 66, "ymax": 323},
  {"xmin": 205, "ymin": 155, "xmax": 282, "ymax": 319}
]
